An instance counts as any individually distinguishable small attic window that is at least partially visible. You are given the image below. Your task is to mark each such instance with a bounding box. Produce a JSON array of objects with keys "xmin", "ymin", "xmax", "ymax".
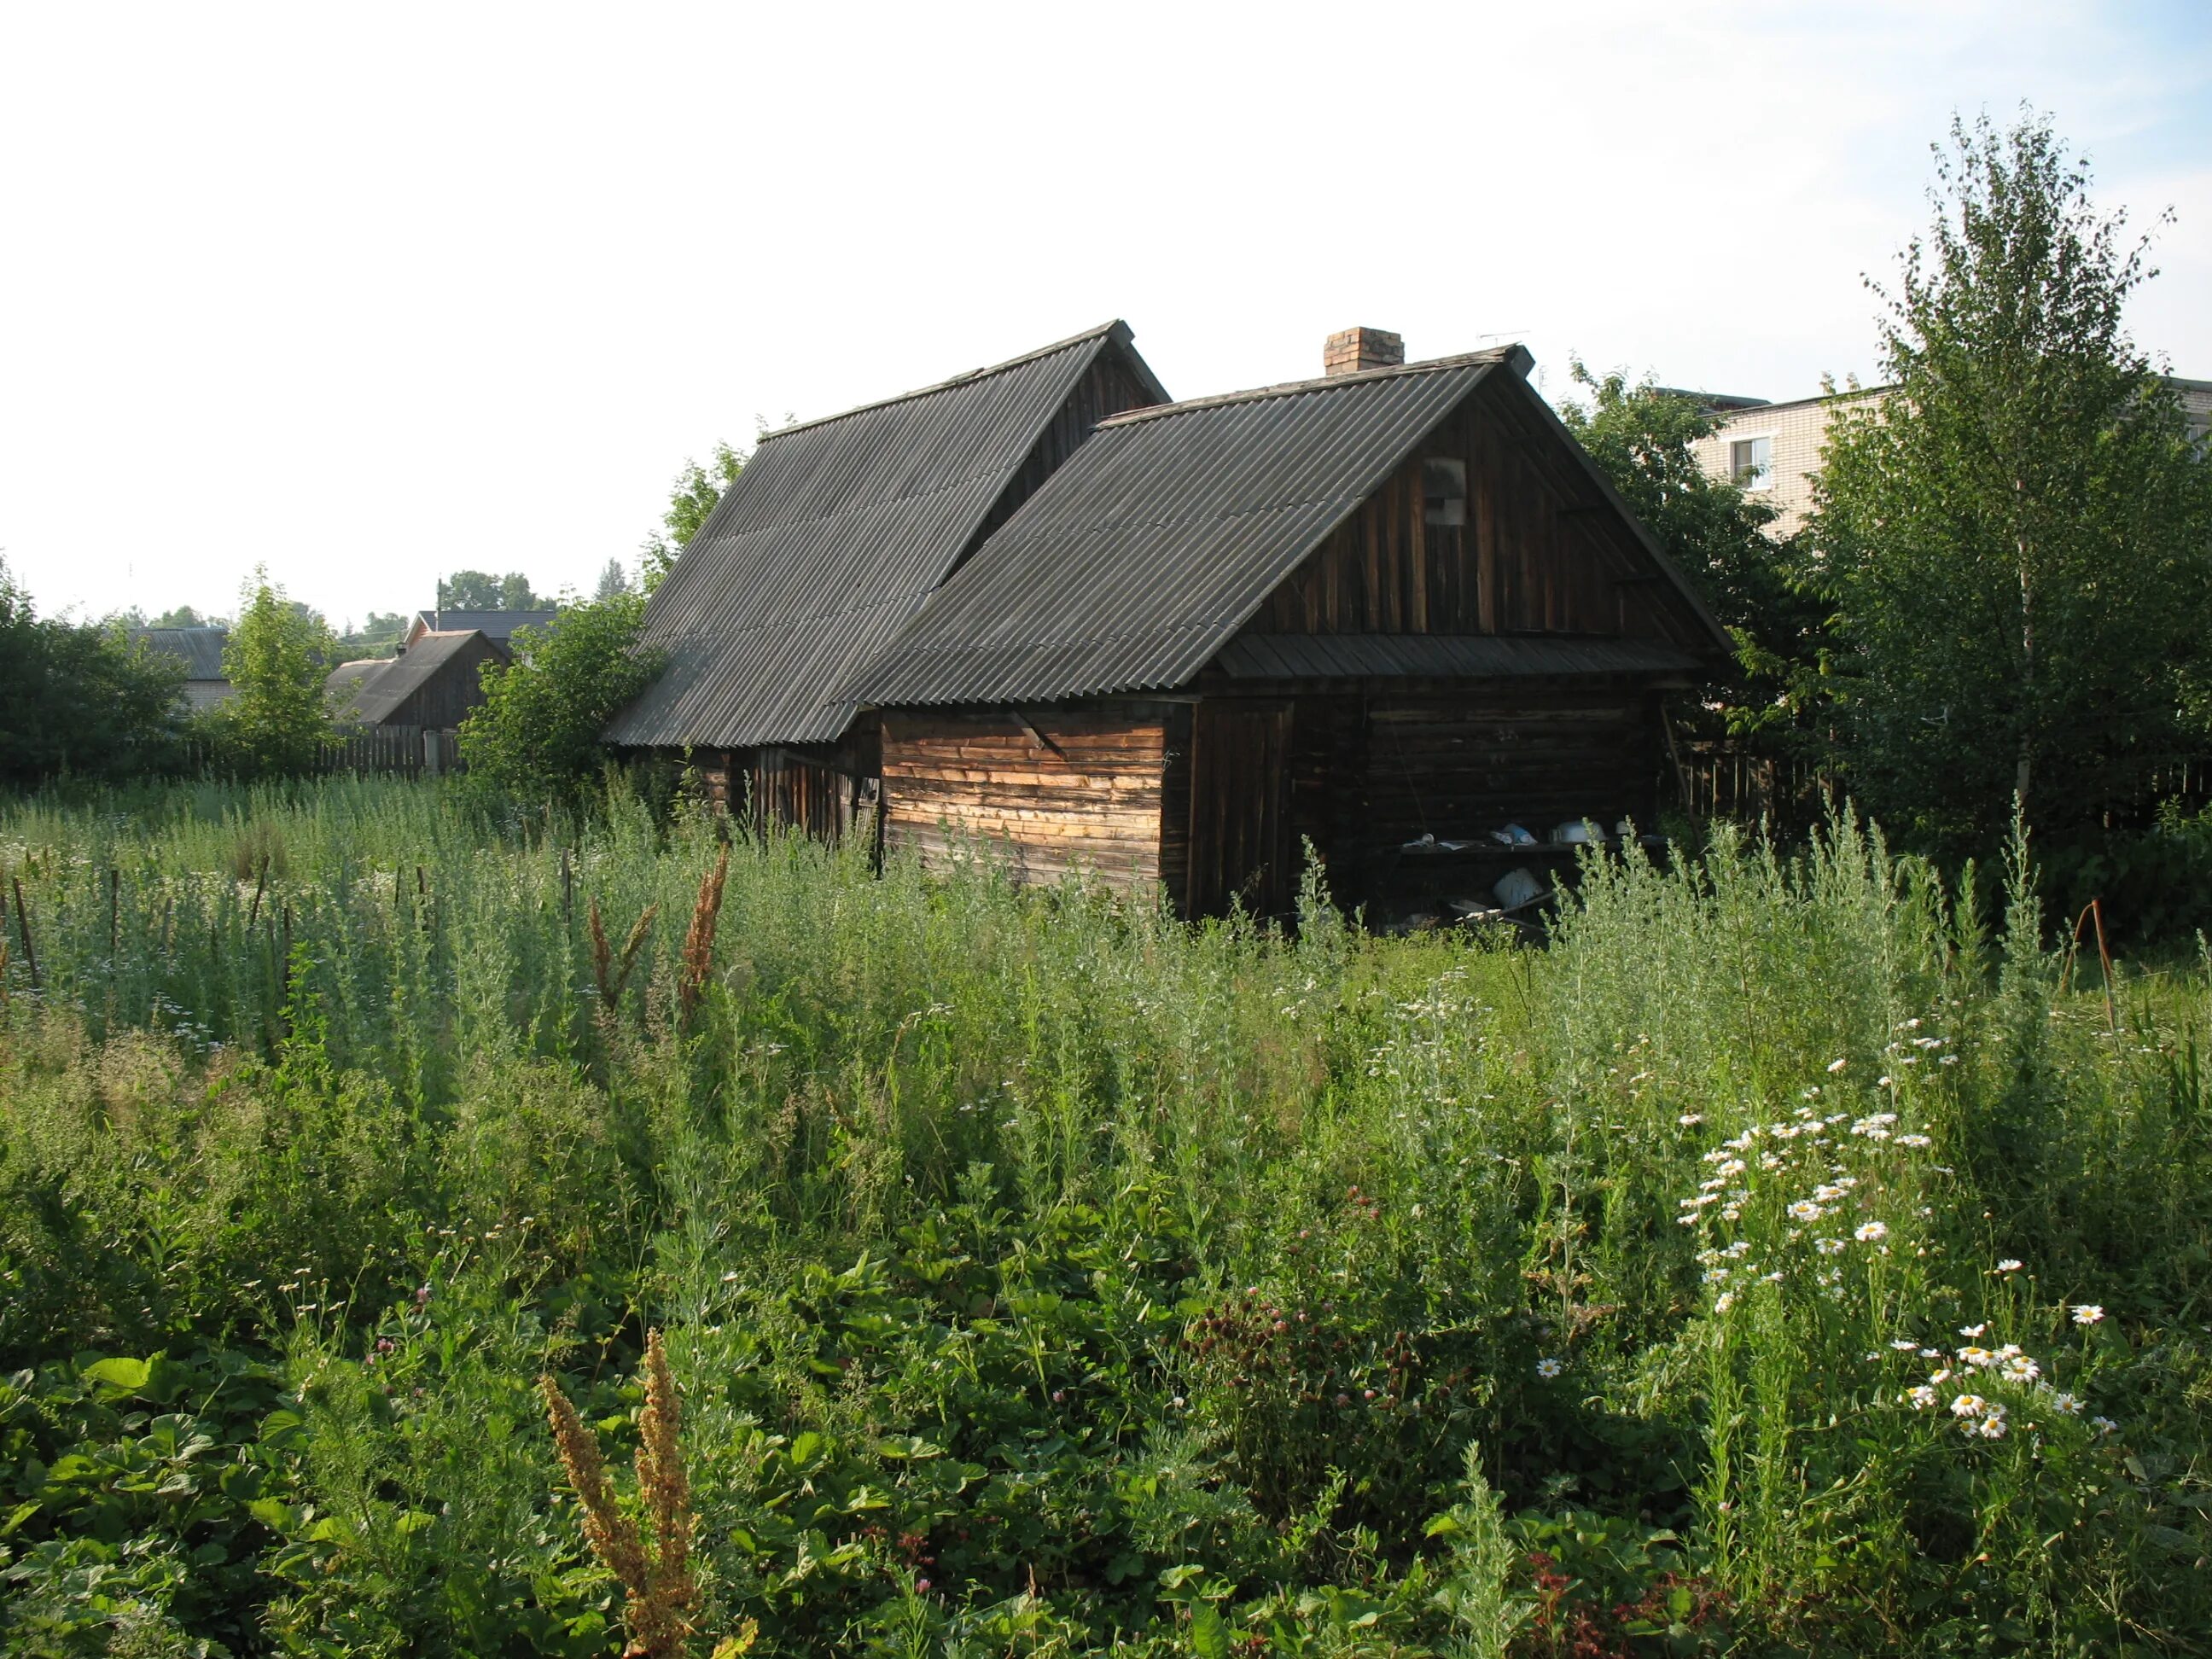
[{"xmin": 1423, "ymin": 457, "xmax": 1467, "ymax": 527}]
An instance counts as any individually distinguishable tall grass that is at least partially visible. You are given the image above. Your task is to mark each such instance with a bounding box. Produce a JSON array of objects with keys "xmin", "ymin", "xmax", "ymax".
[{"xmin": 0, "ymin": 779, "xmax": 2206, "ymax": 1656}]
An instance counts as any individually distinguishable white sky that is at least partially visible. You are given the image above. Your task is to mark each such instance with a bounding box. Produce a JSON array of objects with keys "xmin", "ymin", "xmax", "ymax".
[{"xmin": 2, "ymin": 1, "xmax": 2207, "ymax": 629}]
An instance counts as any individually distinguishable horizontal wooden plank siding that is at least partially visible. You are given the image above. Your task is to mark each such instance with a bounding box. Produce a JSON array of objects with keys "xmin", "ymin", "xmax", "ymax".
[{"xmin": 882, "ymin": 707, "xmax": 1173, "ymax": 892}]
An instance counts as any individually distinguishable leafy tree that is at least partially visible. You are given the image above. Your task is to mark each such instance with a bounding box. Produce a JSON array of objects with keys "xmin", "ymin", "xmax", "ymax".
[
  {"xmin": 439, "ymin": 571, "xmax": 540, "ymax": 610},
  {"xmin": 1812, "ymin": 111, "xmax": 2212, "ymax": 853},
  {"xmin": 594, "ymin": 558, "xmax": 633, "ymax": 601},
  {"xmin": 0, "ymin": 557, "xmax": 185, "ymax": 785},
  {"xmin": 338, "ymin": 610, "xmax": 408, "ymax": 656},
  {"xmin": 1558, "ymin": 364, "xmax": 1822, "ymax": 738},
  {"xmin": 212, "ymin": 573, "xmax": 336, "ymax": 777},
  {"xmin": 641, "ymin": 442, "xmax": 745, "ymax": 591},
  {"xmin": 457, "ymin": 591, "xmax": 662, "ymax": 804},
  {"xmin": 149, "ymin": 604, "xmax": 215, "ymax": 629}
]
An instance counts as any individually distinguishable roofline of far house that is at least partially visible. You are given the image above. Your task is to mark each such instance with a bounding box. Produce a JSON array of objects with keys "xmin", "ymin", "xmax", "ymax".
[
  {"xmin": 1707, "ymin": 371, "xmax": 2205, "ymax": 424},
  {"xmin": 1097, "ymin": 346, "xmax": 1528, "ymax": 428},
  {"xmin": 759, "ymin": 320, "xmax": 1167, "ymax": 443},
  {"xmin": 1706, "ymin": 384, "xmax": 1896, "ymax": 422}
]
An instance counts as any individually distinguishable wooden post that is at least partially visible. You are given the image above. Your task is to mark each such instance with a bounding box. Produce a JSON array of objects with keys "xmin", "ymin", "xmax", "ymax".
[{"xmin": 9, "ymin": 876, "xmax": 38, "ymax": 989}]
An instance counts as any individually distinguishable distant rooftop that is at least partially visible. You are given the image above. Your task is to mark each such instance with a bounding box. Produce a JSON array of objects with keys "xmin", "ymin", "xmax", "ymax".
[
  {"xmin": 131, "ymin": 626, "xmax": 228, "ymax": 680},
  {"xmin": 408, "ymin": 608, "xmax": 557, "ymax": 643}
]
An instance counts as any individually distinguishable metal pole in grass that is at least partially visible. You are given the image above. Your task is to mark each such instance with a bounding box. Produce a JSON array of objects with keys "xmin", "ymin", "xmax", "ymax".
[
  {"xmin": 2058, "ymin": 898, "xmax": 2120, "ymax": 1035},
  {"xmin": 9, "ymin": 876, "xmax": 37, "ymax": 990}
]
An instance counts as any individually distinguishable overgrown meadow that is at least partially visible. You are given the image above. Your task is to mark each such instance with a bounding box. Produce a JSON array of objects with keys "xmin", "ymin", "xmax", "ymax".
[{"xmin": 2, "ymin": 780, "xmax": 2207, "ymax": 1656}]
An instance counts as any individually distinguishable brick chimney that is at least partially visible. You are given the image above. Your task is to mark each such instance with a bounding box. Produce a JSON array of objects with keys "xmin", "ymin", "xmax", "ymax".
[{"xmin": 1324, "ymin": 326, "xmax": 1405, "ymax": 377}]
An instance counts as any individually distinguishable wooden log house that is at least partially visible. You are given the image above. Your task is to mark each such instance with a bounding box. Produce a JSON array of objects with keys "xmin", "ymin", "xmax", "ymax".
[
  {"xmin": 602, "ymin": 322, "xmax": 1171, "ymax": 828},
  {"xmin": 328, "ymin": 628, "xmax": 510, "ymax": 731},
  {"xmin": 849, "ymin": 329, "xmax": 1734, "ymax": 918}
]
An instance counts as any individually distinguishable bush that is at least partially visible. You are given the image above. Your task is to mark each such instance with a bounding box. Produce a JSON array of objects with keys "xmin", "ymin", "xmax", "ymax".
[
  {"xmin": 458, "ymin": 592, "xmax": 662, "ymax": 807},
  {"xmin": 203, "ymin": 576, "xmax": 337, "ymax": 778},
  {"xmin": 0, "ymin": 558, "xmax": 185, "ymax": 787}
]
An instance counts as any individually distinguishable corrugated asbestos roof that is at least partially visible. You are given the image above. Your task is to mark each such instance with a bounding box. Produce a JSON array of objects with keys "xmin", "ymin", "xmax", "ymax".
[
  {"xmin": 1212, "ymin": 634, "xmax": 1703, "ymax": 680},
  {"xmin": 132, "ymin": 627, "xmax": 228, "ymax": 680},
  {"xmin": 604, "ymin": 322, "xmax": 1168, "ymax": 749},
  {"xmin": 342, "ymin": 631, "xmax": 491, "ymax": 725},
  {"xmin": 851, "ymin": 352, "xmax": 1515, "ymax": 706}
]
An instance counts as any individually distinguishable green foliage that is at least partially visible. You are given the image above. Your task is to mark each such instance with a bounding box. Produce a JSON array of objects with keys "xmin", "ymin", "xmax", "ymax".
[
  {"xmin": 642, "ymin": 443, "xmax": 746, "ymax": 591},
  {"xmin": 1, "ymin": 779, "xmax": 2209, "ymax": 1654},
  {"xmin": 207, "ymin": 574, "xmax": 335, "ymax": 778},
  {"xmin": 340, "ymin": 610, "xmax": 407, "ymax": 656},
  {"xmin": 457, "ymin": 594, "xmax": 663, "ymax": 806},
  {"xmin": 439, "ymin": 571, "xmax": 541, "ymax": 610},
  {"xmin": 1557, "ymin": 364, "xmax": 1821, "ymax": 741},
  {"xmin": 1812, "ymin": 111, "xmax": 2212, "ymax": 855},
  {"xmin": 149, "ymin": 606, "xmax": 220, "ymax": 631},
  {"xmin": 0, "ymin": 559, "xmax": 187, "ymax": 787}
]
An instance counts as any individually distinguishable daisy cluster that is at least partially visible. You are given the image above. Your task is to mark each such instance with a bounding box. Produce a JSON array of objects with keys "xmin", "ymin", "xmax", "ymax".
[
  {"xmin": 1896, "ymin": 1307, "xmax": 2113, "ymax": 1440},
  {"xmin": 1679, "ymin": 1065, "xmax": 1923, "ymax": 1303}
]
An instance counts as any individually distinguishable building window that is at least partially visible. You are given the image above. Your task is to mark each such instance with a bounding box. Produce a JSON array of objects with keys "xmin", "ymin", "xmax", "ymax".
[
  {"xmin": 1730, "ymin": 434, "xmax": 1774, "ymax": 491},
  {"xmin": 1423, "ymin": 457, "xmax": 1467, "ymax": 527}
]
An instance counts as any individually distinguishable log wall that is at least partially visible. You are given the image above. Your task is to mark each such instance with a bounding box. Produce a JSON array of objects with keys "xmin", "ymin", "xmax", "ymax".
[{"xmin": 881, "ymin": 706, "xmax": 1173, "ymax": 891}]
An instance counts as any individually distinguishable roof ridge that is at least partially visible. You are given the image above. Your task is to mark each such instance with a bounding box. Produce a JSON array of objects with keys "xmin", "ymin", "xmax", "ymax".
[
  {"xmin": 1097, "ymin": 347, "xmax": 1521, "ymax": 428},
  {"xmin": 760, "ymin": 321, "xmax": 1136, "ymax": 443}
]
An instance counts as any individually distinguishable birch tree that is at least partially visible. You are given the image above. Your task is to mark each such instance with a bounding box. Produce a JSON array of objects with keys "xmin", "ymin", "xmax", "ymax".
[{"xmin": 1813, "ymin": 111, "xmax": 2212, "ymax": 853}]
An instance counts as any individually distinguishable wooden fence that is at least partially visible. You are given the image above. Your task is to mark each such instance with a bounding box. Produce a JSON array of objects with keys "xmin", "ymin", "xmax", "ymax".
[
  {"xmin": 323, "ymin": 726, "xmax": 463, "ymax": 777},
  {"xmin": 181, "ymin": 726, "xmax": 463, "ymax": 778},
  {"xmin": 1674, "ymin": 742, "xmax": 1835, "ymax": 831}
]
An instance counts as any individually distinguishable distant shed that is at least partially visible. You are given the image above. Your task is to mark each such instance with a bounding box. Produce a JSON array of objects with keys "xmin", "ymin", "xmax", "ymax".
[
  {"xmin": 132, "ymin": 627, "xmax": 233, "ymax": 711},
  {"xmin": 329, "ymin": 630, "xmax": 506, "ymax": 730},
  {"xmin": 852, "ymin": 330, "xmax": 1732, "ymax": 918}
]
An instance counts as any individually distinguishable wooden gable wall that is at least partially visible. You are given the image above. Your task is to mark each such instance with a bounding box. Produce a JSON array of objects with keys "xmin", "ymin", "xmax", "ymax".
[
  {"xmin": 960, "ymin": 350, "xmax": 1166, "ymax": 563},
  {"xmin": 1242, "ymin": 374, "xmax": 1710, "ymax": 647}
]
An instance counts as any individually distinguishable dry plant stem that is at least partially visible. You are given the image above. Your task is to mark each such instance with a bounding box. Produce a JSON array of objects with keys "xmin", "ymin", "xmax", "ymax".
[
  {"xmin": 678, "ymin": 849, "xmax": 729, "ymax": 1024},
  {"xmin": 541, "ymin": 1372, "xmax": 651, "ymax": 1598},
  {"xmin": 542, "ymin": 1329, "xmax": 698, "ymax": 1658},
  {"xmin": 639, "ymin": 1330, "xmax": 697, "ymax": 1635},
  {"xmin": 590, "ymin": 899, "xmax": 614, "ymax": 1003},
  {"xmin": 619, "ymin": 905, "xmax": 660, "ymax": 998}
]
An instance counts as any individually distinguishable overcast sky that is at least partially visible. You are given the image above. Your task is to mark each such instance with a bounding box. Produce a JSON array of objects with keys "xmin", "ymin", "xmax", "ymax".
[{"xmin": 3, "ymin": 1, "xmax": 2207, "ymax": 629}]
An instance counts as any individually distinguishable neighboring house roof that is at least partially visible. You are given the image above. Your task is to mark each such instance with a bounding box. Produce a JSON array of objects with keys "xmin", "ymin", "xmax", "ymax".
[
  {"xmin": 132, "ymin": 627, "xmax": 229, "ymax": 680},
  {"xmin": 341, "ymin": 630, "xmax": 494, "ymax": 725},
  {"xmin": 326, "ymin": 658, "xmax": 388, "ymax": 719},
  {"xmin": 853, "ymin": 349, "xmax": 1731, "ymax": 708},
  {"xmin": 604, "ymin": 320, "xmax": 1171, "ymax": 750},
  {"xmin": 409, "ymin": 608, "xmax": 557, "ymax": 644}
]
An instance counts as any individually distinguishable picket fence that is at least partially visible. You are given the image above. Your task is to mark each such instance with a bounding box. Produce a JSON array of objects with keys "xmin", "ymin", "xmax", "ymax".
[
  {"xmin": 1674, "ymin": 743, "xmax": 1835, "ymax": 830},
  {"xmin": 182, "ymin": 727, "xmax": 463, "ymax": 778}
]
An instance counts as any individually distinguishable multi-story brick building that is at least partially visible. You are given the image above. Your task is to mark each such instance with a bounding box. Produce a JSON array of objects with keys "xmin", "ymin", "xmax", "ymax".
[{"xmin": 1687, "ymin": 377, "xmax": 2212, "ymax": 538}]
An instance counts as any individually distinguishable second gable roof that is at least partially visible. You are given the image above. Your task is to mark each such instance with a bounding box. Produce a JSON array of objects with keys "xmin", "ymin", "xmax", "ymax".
[{"xmin": 605, "ymin": 321, "xmax": 1168, "ymax": 749}]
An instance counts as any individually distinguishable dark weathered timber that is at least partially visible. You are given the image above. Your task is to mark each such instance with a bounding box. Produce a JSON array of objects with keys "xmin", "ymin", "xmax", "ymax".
[{"xmin": 333, "ymin": 631, "xmax": 508, "ymax": 731}]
